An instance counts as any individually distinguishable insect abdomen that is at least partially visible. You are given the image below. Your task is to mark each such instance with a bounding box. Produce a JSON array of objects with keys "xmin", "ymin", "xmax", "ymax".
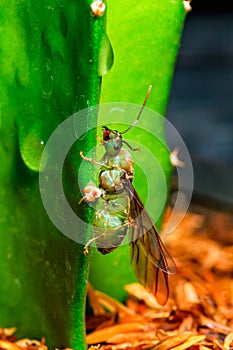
[{"xmin": 94, "ymin": 200, "xmax": 128, "ymax": 254}]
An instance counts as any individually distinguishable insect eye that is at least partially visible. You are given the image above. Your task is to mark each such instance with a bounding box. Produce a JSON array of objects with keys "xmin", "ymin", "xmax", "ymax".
[
  {"xmin": 114, "ymin": 145, "xmax": 120, "ymax": 151},
  {"xmin": 102, "ymin": 128, "xmax": 110, "ymax": 141}
]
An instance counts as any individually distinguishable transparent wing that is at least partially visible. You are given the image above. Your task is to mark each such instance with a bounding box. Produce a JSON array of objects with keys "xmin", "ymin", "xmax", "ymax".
[{"xmin": 123, "ymin": 179, "xmax": 176, "ymax": 305}]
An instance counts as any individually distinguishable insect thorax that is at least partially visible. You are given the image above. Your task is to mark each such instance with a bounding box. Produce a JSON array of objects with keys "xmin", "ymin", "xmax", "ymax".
[
  {"xmin": 99, "ymin": 148, "xmax": 134, "ymax": 194},
  {"xmin": 103, "ymin": 148, "xmax": 134, "ymax": 174}
]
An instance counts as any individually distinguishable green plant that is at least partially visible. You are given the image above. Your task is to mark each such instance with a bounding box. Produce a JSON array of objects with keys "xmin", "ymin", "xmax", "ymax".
[
  {"xmin": 90, "ymin": 0, "xmax": 188, "ymax": 301},
  {"xmin": 0, "ymin": 0, "xmax": 189, "ymax": 349}
]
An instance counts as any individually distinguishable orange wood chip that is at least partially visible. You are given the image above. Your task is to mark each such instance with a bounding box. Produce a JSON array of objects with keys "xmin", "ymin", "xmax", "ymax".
[
  {"xmin": 86, "ymin": 323, "xmax": 145, "ymax": 345},
  {"xmin": 223, "ymin": 332, "xmax": 233, "ymax": 349},
  {"xmin": 150, "ymin": 332, "xmax": 192, "ymax": 350},
  {"xmin": 124, "ymin": 283, "xmax": 161, "ymax": 309},
  {"xmin": 0, "ymin": 340, "xmax": 22, "ymax": 350}
]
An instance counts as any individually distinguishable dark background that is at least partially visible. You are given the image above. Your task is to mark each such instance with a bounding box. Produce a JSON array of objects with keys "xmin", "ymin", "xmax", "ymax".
[
  {"xmin": 191, "ymin": 1, "xmax": 233, "ymax": 13},
  {"xmin": 166, "ymin": 3, "xmax": 233, "ymax": 208}
]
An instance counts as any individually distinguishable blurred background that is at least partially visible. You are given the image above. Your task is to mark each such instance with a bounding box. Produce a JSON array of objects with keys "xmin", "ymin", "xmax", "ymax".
[{"xmin": 166, "ymin": 1, "xmax": 233, "ymax": 208}]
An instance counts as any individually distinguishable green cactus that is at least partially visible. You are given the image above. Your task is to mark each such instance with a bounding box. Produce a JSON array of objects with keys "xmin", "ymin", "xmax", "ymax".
[
  {"xmin": 90, "ymin": 0, "xmax": 188, "ymax": 302},
  {"xmin": 0, "ymin": 1, "xmax": 106, "ymax": 349},
  {"xmin": 0, "ymin": 0, "xmax": 188, "ymax": 349}
]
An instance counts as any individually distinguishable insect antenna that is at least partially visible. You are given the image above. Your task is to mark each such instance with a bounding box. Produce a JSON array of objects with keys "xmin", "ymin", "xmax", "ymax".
[{"xmin": 120, "ymin": 84, "xmax": 152, "ymax": 135}]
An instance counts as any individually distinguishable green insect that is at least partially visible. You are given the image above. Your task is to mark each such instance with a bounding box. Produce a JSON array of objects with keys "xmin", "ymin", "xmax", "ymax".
[{"xmin": 80, "ymin": 86, "xmax": 176, "ymax": 305}]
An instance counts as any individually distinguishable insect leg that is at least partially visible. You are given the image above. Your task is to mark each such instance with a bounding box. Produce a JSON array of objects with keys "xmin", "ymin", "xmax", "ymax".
[
  {"xmin": 80, "ymin": 151, "xmax": 109, "ymax": 167},
  {"xmin": 80, "ymin": 151, "xmax": 134, "ymax": 183},
  {"xmin": 83, "ymin": 234, "xmax": 105, "ymax": 255}
]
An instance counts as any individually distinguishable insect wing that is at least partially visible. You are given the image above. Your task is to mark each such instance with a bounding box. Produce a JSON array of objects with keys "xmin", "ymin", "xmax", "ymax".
[
  {"xmin": 123, "ymin": 180, "xmax": 176, "ymax": 305},
  {"xmin": 130, "ymin": 236, "xmax": 169, "ymax": 305},
  {"xmin": 130, "ymin": 226, "xmax": 176, "ymax": 305}
]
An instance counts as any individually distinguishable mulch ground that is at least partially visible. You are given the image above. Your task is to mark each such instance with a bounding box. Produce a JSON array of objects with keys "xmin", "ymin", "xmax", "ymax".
[
  {"xmin": 86, "ymin": 205, "xmax": 233, "ymax": 350},
  {"xmin": 1, "ymin": 204, "xmax": 233, "ymax": 350}
]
